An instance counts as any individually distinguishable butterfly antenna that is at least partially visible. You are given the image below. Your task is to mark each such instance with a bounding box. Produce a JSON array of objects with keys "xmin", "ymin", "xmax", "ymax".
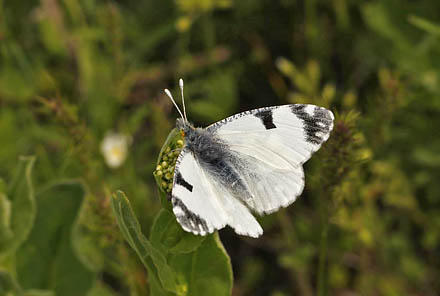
[
  {"xmin": 179, "ymin": 78, "xmax": 187, "ymax": 122},
  {"xmin": 164, "ymin": 88, "xmax": 185, "ymax": 121}
]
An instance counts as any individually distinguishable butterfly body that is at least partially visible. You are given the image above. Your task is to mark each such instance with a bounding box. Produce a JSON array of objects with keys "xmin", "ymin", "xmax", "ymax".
[{"xmin": 176, "ymin": 118, "xmax": 252, "ymax": 208}]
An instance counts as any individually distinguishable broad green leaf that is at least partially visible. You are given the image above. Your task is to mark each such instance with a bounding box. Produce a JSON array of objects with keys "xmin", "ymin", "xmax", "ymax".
[
  {"xmin": 150, "ymin": 209, "xmax": 233, "ymax": 296},
  {"xmin": 111, "ymin": 190, "xmax": 178, "ymax": 294},
  {"xmin": 16, "ymin": 181, "xmax": 94, "ymax": 296},
  {"xmin": 169, "ymin": 233, "xmax": 233, "ymax": 296},
  {"xmin": 0, "ymin": 156, "xmax": 36, "ymax": 257},
  {"xmin": 150, "ymin": 209, "xmax": 205, "ymax": 254},
  {"xmin": 71, "ymin": 195, "xmax": 113, "ymax": 273}
]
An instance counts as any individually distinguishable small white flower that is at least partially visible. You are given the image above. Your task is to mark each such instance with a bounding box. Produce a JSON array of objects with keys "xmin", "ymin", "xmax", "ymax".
[{"xmin": 100, "ymin": 132, "xmax": 131, "ymax": 169}]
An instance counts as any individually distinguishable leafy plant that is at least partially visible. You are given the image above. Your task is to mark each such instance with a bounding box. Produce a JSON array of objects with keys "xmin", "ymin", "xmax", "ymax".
[
  {"xmin": 111, "ymin": 191, "xmax": 232, "ymax": 296},
  {"xmin": 1, "ymin": 0, "xmax": 440, "ymax": 294}
]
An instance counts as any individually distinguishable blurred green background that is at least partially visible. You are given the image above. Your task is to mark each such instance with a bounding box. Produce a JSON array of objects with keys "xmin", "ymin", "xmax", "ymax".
[{"xmin": 1, "ymin": 0, "xmax": 440, "ymax": 295}]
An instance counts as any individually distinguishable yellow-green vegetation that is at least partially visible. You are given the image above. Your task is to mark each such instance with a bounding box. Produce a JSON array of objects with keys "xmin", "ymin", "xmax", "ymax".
[
  {"xmin": 153, "ymin": 129, "xmax": 185, "ymax": 194},
  {"xmin": 1, "ymin": 0, "xmax": 440, "ymax": 295}
]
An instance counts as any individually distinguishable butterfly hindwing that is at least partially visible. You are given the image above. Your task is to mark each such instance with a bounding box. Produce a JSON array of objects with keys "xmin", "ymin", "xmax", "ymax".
[
  {"xmin": 207, "ymin": 104, "xmax": 334, "ymax": 214},
  {"xmin": 226, "ymin": 150, "xmax": 305, "ymax": 214}
]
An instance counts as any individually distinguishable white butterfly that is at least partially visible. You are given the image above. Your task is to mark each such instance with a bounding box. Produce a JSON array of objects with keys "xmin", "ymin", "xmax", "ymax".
[{"xmin": 163, "ymin": 79, "xmax": 334, "ymax": 238}]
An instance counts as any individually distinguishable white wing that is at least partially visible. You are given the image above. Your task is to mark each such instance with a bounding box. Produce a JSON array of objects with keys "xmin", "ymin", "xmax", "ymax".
[
  {"xmin": 171, "ymin": 148, "xmax": 263, "ymax": 237},
  {"xmin": 208, "ymin": 104, "xmax": 334, "ymax": 214}
]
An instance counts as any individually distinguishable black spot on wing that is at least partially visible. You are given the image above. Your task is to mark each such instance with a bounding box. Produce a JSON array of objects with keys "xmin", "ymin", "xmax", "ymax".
[
  {"xmin": 290, "ymin": 104, "xmax": 333, "ymax": 145},
  {"xmin": 176, "ymin": 172, "xmax": 193, "ymax": 192},
  {"xmin": 254, "ymin": 109, "xmax": 277, "ymax": 130},
  {"xmin": 172, "ymin": 197, "xmax": 209, "ymax": 234}
]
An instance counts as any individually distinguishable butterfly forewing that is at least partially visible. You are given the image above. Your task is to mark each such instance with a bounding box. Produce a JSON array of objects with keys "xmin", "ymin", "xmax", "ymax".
[
  {"xmin": 208, "ymin": 104, "xmax": 334, "ymax": 167},
  {"xmin": 171, "ymin": 148, "xmax": 226, "ymax": 235},
  {"xmin": 172, "ymin": 148, "xmax": 263, "ymax": 237}
]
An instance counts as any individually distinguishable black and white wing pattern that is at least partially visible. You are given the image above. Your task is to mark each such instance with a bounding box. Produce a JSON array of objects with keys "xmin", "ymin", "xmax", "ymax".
[
  {"xmin": 171, "ymin": 147, "xmax": 263, "ymax": 237},
  {"xmin": 208, "ymin": 104, "xmax": 334, "ymax": 166},
  {"xmin": 171, "ymin": 104, "xmax": 333, "ymax": 237},
  {"xmin": 206, "ymin": 104, "xmax": 334, "ymax": 215}
]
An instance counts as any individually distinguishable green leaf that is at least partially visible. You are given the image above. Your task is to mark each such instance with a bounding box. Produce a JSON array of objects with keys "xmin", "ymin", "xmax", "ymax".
[
  {"xmin": 169, "ymin": 233, "xmax": 233, "ymax": 296},
  {"xmin": 0, "ymin": 156, "xmax": 36, "ymax": 257},
  {"xmin": 150, "ymin": 209, "xmax": 206, "ymax": 254},
  {"xmin": 150, "ymin": 209, "xmax": 233, "ymax": 296},
  {"xmin": 16, "ymin": 180, "xmax": 94, "ymax": 296},
  {"xmin": 111, "ymin": 190, "xmax": 178, "ymax": 294},
  {"xmin": 408, "ymin": 15, "xmax": 440, "ymax": 36},
  {"xmin": 0, "ymin": 193, "xmax": 13, "ymax": 244}
]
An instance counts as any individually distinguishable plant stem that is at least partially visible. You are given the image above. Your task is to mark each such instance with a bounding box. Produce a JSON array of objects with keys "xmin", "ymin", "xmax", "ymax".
[
  {"xmin": 278, "ymin": 210, "xmax": 313, "ymax": 296},
  {"xmin": 317, "ymin": 209, "xmax": 329, "ymax": 296}
]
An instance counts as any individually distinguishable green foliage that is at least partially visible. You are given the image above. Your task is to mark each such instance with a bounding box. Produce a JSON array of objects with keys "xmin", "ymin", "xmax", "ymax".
[
  {"xmin": 111, "ymin": 191, "xmax": 232, "ymax": 296},
  {"xmin": 1, "ymin": 0, "xmax": 440, "ymax": 295},
  {"xmin": 150, "ymin": 209, "xmax": 232, "ymax": 295},
  {"xmin": 111, "ymin": 190, "xmax": 179, "ymax": 294},
  {"xmin": 153, "ymin": 128, "xmax": 184, "ymax": 197},
  {"xmin": 0, "ymin": 157, "xmax": 36, "ymax": 258},
  {"xmin": 16, "ymin": 181, "xmax": 94, "ymax": 295},
  {"xmin": 0, "ymin": 269, "xmax": 55, "ymax": 296}
]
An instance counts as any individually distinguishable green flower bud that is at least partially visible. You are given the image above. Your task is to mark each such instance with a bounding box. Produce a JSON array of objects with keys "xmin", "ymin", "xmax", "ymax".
[{"xmin": 161, "ymin": 161, "xmax": 168, "ymax": 169}]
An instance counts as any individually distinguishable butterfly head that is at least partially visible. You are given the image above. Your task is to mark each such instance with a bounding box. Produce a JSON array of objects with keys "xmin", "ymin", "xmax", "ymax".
[{"xmin": 176, "ymin": 117, "xmax": 195, "ymax": 140}]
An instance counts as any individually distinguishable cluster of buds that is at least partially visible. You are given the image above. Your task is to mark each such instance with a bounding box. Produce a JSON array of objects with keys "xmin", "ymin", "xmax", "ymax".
[{"xmin": 154, "ymin": 139, "xmax": 184, "ymax": 193}]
